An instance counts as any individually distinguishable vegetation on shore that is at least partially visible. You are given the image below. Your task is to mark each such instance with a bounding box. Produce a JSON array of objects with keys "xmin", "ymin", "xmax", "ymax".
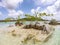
[
  {"xmin": 0, "ymin": 12, "xmax": 53, "ymax": 22},
  {"xmin": 49, "ymin": 19, "xmax": 60, "ymax": 25},
  {"xmin": 1, "ymin": 12, "xmax": 60, "ymax": 25}
]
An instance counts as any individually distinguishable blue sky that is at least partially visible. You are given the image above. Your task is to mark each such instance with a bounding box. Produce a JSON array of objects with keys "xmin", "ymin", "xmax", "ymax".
[{"xmin": 0, "ymin": 0, "xmax": 60, "ymax": 20}]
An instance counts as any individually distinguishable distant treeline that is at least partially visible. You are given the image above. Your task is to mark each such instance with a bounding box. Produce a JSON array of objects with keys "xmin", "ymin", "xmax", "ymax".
[
  {"xmin": 0, "ymin": 20, "xmax": 16, "ymax": 22},
  {"xmin": 0, "ymin": 18, "xmax": 48, "ymax": 22}
]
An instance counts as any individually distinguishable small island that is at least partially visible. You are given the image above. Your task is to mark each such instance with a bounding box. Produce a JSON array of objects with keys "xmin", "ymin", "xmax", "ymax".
[
  {"xmin": 0, "ymin": 0, "xmax": 59, "ymax": 44},
  {"xmin": 0, "ymin": 12, "xmax": 57, "ymax": 45}
]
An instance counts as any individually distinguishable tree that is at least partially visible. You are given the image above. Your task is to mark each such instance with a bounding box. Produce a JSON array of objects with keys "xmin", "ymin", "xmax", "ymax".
[
  {"xmin": 5, "ymin": 17, "xmax": 15, "ymax": 22},
  {"xmin": 49, "ymin": 19, "xmax": 57, "ymax": 25},
  {"xmin": 25, "ymin": 14, "xmax": 34, "ymax": 21},
  {"xmin": 25, "ymin": 14, "xmax": 32, "ymax": 18},
  {"xmin": 15, "ymin": 15, "xmax": 21, "ymax": 24},
  {"xmin": 17, "ymin": 15, "xmax": 21, "ymax": 21},
  {"xmin": 15, "ymin": 16, "xmax": 21, "ymax": 26}
]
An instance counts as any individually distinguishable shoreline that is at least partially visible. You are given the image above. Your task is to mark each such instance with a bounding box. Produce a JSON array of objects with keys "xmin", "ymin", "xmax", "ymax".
[{"xmin": 0, "ymin": 25, "xmax": 60, "ymax": 45}]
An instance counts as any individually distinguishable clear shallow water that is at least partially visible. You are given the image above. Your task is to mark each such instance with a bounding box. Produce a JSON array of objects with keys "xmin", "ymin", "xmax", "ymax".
[
  {"xmin": 0, "ymin": 26, "xmax": 60, "ymax": 45},
  {"xmin": 22, "ymin": 25, "xmax": 60, "ymax": 45},
  {"xmin": 0, "ymin": 22, "xmax": 15, "ymax": 28},
  {"xmin": 23, "ymin": 26, "xmax": 60, "ymax": 45},
  {"xmin": 0, "ymin": 22, "xmax": 60, "ymax": 45},
  {"xmin": 0, "ymin": 21, "xmax": 45, "ymax": 27},
  {"xmin": 41, "ymin": 26, "xmax": 60, "ymax": 45}
]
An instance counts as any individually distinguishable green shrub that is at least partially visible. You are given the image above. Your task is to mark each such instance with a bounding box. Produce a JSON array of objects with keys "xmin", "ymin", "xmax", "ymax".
[{"xmin": 49, "ymin": 19, "xmax": 57, "ymax": 25}]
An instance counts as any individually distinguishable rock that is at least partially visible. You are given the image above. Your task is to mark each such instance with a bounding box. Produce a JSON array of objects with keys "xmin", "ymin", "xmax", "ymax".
[
  {"xmin": 42, "ymin": 24, "xmax": 51, "ymax": 34},
  {"xmin": 15, "ymin": 22, "xmax": 23, "ymax": 26},
  {"xmin": 23, "ymin": 25, "xmax": 30, "ymax": 29}
]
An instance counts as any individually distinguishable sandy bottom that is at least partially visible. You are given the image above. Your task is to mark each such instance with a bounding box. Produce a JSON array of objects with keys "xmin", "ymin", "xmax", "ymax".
[{"xmin": 0, "ymin": 25, "xmax": 54, "ymax": 45}]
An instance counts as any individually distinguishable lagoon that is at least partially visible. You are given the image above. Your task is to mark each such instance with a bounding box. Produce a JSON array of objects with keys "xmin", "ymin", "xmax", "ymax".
[
  {"xmin": 0, "ymin": 21, "xmax": 49, "ymax": 27},
  {"xmin": 0, "ymin": 21, "xmax": 60, "ymax": 45}
]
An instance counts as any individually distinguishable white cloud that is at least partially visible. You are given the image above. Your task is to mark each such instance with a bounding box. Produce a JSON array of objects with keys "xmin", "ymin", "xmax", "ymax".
[
  {"xmin": 0, "ymin": 0, "xmax": 23, "ymax": 9},
  {"xmin": 31, "ymin": 7, "xmax": 41, "ymax": 14},
  {"xmin": 41, "ymin": 0, "xmax": 60, "ymax": 12},
  {"xmin": 41, "ymin": 5, "xmax": 57, "ymax": 14},
  {"xmin": 33, "ymin": 0, "xmax": 56, "ymax": 6},
  {"xmin": 8, "ymin": 10, "xmax": 24, "ymax": 18},
  {"xmin": 31, "ymin": 7, "xmax": 41, "ymax": 17},
  {"xmin": 39, "ymin": 0, "xmax": 60, "ymax": 20},
  {"xmin": 0, "ymin": 2, "xmax": 3, "ymax": 7},
  {"xmin": 36, "ymin": 7, "xmax": 40, "ymax": 11},
  {"xmin": 40, "ymin": 9, "xmax": 48, "ymax": 13},
  {"xmin": 0, "ymin": 0, "xmax": 24, "ymax": 19},
  {"xmin": 31, "ymin": 9, "xmax": 35, "ymax": 14},
  {"xmin": 17, "ymin": 10, "xmax": 24, "ymax": 15},
  {"xmin": 31, "ymin": 0, "xmax": 60, "ymax": 21},
  {"xmin": 47, "ymin": 6, "xmax": 56, "ymax": 14},
  {"xmin": 54, "ymin": 11, "xmax": 60, "ymax": 21}
]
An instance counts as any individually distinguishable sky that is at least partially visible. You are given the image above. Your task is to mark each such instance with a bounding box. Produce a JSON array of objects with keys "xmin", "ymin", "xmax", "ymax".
[{"xmin": 0, "ymin": 0, "xmax": 60, "ymax": 20}]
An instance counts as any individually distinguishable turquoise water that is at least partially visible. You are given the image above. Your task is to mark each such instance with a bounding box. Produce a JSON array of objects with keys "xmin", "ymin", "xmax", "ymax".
[
  {"xmin": 41, "ymin": 26, "xmax": 60, "ymax": 45},
  {"xmin": 0, "ymin": 21, "xmax": 48, "ymax": 27},
  {"xmin": 0, "ymin": 22, "xmax": 15, "ymax": 27},
  {"xmin": 0, "ymin": 21, "xmax": 40, "ymax": 27}
]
